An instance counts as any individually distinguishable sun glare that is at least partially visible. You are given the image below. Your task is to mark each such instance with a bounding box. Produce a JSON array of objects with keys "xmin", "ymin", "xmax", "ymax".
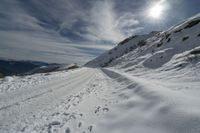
[{"xmin": 149, "ymin": 3, "xmax": 164, "ymax": 19}]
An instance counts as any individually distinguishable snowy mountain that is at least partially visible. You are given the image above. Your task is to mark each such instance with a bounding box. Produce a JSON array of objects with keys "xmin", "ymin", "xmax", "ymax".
[
  {"xmin": 85, "ymin": 13, "xmax": 200, "ymax": 133},
  {"xmin": 0, "ymin": 59, "xmax": 49, "ymax": 76},
  {"xmin": 0, "ymin": 59, "xmax": 80, "ymax": 77},
  {"xmin": 0, "ymin": 59, "xmax": 71, "ymax": 76},
  {"xmin": 0, "ymin": 14, "xmax": 200, "ymax": 133},
  {"xmin": 86, "ymin": 14, "xmax": 200, "ymax": 68}
]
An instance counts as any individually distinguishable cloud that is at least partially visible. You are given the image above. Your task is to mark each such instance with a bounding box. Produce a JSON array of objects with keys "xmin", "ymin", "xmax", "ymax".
[
  {"xmin": 0, "ymin": 30, "xmax": 103, "ymax": 64},
  {"xmin": 0, "ymin": 0, "xmax": 160, "ymax": 64},
  {"xmin": 0, "ymin": 1, "xmax": 43, "ymax": 31},
  {"xmin": 80, "ymin": 0, "xmax": 144, "ymax": 43},
  {"xmin": 83, "ymin": 0, "xmax": 123, "ymax": 43},
  {"xmin": 115, "ymin": 12, "xmax": 143, "ymax": 36},
  {"xmin": 0, "ymin": 0, "xmax": 110, "ymax": 64}
]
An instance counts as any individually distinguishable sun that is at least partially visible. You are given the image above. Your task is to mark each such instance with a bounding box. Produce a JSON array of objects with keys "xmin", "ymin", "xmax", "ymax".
[{"xmin": 149, "ymin": 3, "xmax": 164, "ymax": 19}]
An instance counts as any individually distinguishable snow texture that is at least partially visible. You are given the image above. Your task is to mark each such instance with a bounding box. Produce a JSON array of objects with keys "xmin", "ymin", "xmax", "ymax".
[{"xmin": 0, "ymin": 13, "xmax": 200, "ymax": 133}]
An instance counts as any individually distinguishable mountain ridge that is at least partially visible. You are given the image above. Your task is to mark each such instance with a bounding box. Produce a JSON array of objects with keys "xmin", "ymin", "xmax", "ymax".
[{"xmin": 85, "ymin": 13, "xmax": 200, "ymax": 69}]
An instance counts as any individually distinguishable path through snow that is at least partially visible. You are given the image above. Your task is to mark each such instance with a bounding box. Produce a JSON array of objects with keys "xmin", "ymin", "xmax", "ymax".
[{"xmin": 0, "ymin": 67, "xmax": 200, "ymax": 133}]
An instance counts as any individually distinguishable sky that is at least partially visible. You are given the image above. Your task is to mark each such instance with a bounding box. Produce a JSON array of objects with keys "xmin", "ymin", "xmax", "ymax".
[{"xmin": 0, "ymin": 0, "xmax": 200, "ymax": 65}]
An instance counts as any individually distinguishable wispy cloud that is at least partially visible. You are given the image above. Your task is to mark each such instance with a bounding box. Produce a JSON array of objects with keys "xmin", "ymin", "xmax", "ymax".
[
  {"xmin": 0, "ymin": 0, "xmax": 145, "ymax": 64},
  {"xmin": 84, "ymin": 0, "xmax": 123, "ymax": 42},
  {"xmin": 0, "ymin": 30, "xmax": 104, "ymax": 64},
  {"xmin": 116, "ymin": 12, "xmax": 143, "ymax": 36},
  {"xmin": 79, "ymin": 0, "xmax": 144, "ymax": 43},
  {"xmin": 0, "ymin": 0, "xmax": 105, "ymax": 64},
  {"xmin": 1, "ymin": 0, "xmax": 196, "ymax": 64}
]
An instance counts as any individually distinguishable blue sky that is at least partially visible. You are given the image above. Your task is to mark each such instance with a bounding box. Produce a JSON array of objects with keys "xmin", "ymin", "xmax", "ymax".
[{"xmin": 0, "ymin": 0, "xmax": 200, "ymax": 64}]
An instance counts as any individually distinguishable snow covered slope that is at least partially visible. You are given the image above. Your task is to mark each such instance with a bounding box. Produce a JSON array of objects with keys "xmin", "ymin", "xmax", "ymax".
[
  {"xmin": 86, "ymin": 14, "xmax": 200, "ymax": 69},
  {"xmin": 86, "ymin": 13, "xmax": 200, "ymax": 133},
  {"xmin": 85, "ymin": 31, "xmax": 159, "ymax": 67},
  {"xmin": 0, "ymin": 14, "xmax": 200, "ymax": 133}
]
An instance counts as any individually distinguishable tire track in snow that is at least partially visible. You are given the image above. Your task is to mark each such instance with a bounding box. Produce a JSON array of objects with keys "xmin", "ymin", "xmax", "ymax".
[{"xmin": 0, "ymin": 68, "xmax": 92, "ymax": 110}]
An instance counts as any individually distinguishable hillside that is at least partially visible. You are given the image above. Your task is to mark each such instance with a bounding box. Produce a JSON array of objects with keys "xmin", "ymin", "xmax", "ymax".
[
  {"xmin": 0, "ymin": 59, "xmax": 74, "ymax": 76},
  {"xmin": 0, "ymin": 59, "xmax": 50, "ymax": 76},
  {"xmin": 0, "ymin": 14, "xmax": 200, "ymax": 133},
  {"xmin": 86, "ymin": 13, "xmax": 200, "ymax": 69}
]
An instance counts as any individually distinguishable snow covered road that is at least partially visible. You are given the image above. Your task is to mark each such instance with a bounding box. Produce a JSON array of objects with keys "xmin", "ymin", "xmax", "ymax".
[
  {"xmin": 0, "ymin": 68, "xmax": 120, "ymax": 133},
  {"xmin": 1, "ymin": 67, "xmax": 200, "ymax": 133}
]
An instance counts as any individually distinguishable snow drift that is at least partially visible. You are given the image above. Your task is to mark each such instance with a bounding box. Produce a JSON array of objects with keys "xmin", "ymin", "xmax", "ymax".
[{"xmin": 87, "ymin": 13, "xmax": 200, "ymax": 133}]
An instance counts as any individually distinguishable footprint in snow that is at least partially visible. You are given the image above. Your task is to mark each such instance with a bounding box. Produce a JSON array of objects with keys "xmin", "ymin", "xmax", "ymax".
[
  {"xmin": 63, "ymin": 112, "xmax": 70, "ymax": 116},
  {"xmin": 21, "ymin": 126, "xmax": 27, "ymax": 132},
  {"xmin": 103, "ymin": 107, "xmax": 109, "ymax": 112},
  {"xmin": 51, "ymin": 112, "xmax": 60, "ymax": 117},
  {"xmin": 94, "ymin": 106, "xmax": 109, "ymax": 115},
  {"xmin": 94, "ymin": 106, "xmax": 101, "ymax": 114},
  {"xmin": 64, "ymin": 104, "xmax": 71, "ymax": 110},
  {"xmin": 47, "ymin": 121, "xmax": 61, "ymax": 133},
  {"xmin": 72, "ymin": 95, "xmax": 81, "ymax": 106},
  {"xmin": 88, "ymin": 125, "xmax": 93, "ymax": 132},
  {"xmin": 69, "ymin": 114, "xmax": 76, "ymax": 119},
  {"xmin": 65, "ymin": 127, "xmax": 71, "ymax": 133},
  {"xmin": 78, "ymin": 122, "xmax": 82, "ymax": 128}
]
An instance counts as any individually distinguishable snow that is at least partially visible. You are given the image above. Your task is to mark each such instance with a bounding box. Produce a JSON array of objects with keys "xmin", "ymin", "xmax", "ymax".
[
  {"xmin": 0, "ymin": 68, "xmax": 120, "ymax": 133},
  {"xmin": 0, "ymin": 14, "xmax": 200, "ymax": 133},
  {"xmin": 95, "ymin": 68, "xmax": 200, "ymax": 133},
  {"xmin": 3, "ymin": 76, "xmax": 14, "ymax": 82}
]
